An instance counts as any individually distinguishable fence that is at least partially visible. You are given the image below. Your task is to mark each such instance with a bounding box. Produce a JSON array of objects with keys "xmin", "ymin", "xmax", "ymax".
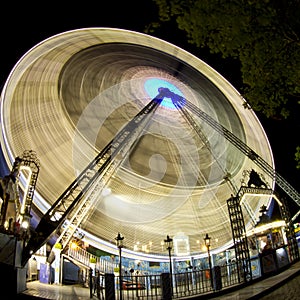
[
  {"xmin": 67, "ymin": 244, "xmax": 298, "ymax": 299},
  {"xmin": 89, "ymin": 261, "xmax": 244, "ymax": 299}
]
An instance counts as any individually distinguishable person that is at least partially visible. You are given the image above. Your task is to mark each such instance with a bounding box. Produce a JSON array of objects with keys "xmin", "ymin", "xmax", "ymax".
[{"xmin": 262, "ymin": 239, "xmax": 272, "ymax": 253}]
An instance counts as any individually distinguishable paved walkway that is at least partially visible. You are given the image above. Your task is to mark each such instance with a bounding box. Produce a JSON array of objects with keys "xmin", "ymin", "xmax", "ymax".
[
  {"xmin": 15, "ymin": 260, "xmax": 300, "ymax": 299},
  {"xmin": 210, "ymin": 260, "xmax": 300, "ymax": 299}
]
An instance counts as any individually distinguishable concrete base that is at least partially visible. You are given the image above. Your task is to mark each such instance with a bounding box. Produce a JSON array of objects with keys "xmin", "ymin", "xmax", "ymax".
[
  {"xmin": 0, "ymin": 262, "xmax": 27, "ymax": 294},
  {"xmin": 0, "ymin": 232, "xmax": 27, "ymax": 294}
]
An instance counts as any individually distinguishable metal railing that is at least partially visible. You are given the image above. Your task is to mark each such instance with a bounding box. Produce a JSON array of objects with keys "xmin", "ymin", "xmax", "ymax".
[
  {"xmin": 89, "ymin": 261, "xmax": 244, "ymax": 300},
  {"xmin": 67, "ymin": 246, "xmax": 117, "ymax": 273},
  {"xmin": 68, "ymin": 244, "xmax": 299, "ymax": 299}
]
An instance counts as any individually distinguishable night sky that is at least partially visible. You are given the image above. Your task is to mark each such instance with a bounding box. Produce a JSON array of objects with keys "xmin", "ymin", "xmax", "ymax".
[{"xmin": 1, "ymin": 1, "xmax": 299, "ymax": 218}]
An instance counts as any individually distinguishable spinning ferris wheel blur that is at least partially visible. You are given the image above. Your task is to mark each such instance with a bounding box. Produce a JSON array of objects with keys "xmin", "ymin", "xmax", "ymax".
[{"xmin": 0, "ymin": 28, "xmax": 298, "ymax": 262}]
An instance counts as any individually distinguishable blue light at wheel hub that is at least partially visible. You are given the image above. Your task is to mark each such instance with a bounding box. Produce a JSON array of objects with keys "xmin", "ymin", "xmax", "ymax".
[{"xmin": 144, "ymin": 79, "xmax": 185, "ymax": 109}]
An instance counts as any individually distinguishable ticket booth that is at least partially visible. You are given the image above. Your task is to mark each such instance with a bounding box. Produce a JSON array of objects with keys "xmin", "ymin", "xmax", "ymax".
[{"xmin": 247, "ymin": 220, "xmax": 290, "ymax": 276}]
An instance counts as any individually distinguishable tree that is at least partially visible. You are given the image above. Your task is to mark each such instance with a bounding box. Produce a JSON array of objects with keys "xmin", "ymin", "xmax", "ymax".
[{"xmin": 147, "ymin": 0, "xmax": 300, "ymax": 168}]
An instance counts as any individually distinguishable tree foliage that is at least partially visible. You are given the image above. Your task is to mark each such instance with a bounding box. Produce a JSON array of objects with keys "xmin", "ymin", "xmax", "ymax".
[{"xmin": 147, "ymin": 0, "xmax": 300, "ymax": 168}]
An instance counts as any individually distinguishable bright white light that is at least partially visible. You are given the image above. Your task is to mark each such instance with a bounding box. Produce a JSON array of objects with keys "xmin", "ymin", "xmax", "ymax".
[{"xmin": 21, "ymin": 220, "xmax": 29, "ymax": 229}]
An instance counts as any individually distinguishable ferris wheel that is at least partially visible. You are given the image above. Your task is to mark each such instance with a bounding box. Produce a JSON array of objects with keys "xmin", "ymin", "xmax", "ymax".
[{"xmin": 0, "ymin": 28, "xmax": 298, "ymax": 264}]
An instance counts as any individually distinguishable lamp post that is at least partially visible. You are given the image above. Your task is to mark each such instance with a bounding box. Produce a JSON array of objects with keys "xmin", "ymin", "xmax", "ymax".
[
  {"xmin": 164, "ymin": 235, "xmax": 173, "ymax": 295},
  {"xmin": 115, "ymin": 232, "xmax": 124, "ymax": 300},
  {"xmin": 204, "ymin": 233, "xmax": 213, "ymax": 287}
]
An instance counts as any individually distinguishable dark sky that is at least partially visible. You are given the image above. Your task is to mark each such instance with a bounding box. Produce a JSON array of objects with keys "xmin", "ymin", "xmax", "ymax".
[{"xmin": 1, "ymin": 1, "xmax": 299, "ymax": 218}]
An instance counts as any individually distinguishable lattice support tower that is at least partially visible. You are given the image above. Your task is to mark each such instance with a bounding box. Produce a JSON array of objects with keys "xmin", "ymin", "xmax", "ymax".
[
  {"xmin": 21, "ymin": 89, "xmax": 166, "ymax": 265},
  {"xmin": 171, "ymin": 93, "xmax": 300, "ymax": 219},
  {"xmin": 21, "ymin": 89, "xmax": 300, "ymax": 266},
  {"xmin": 227, "ymin": 195, "xmax": 252, "ymax": 283},
  {"xmin": 278, "ymin": 195, "xmax": 300, "ymax": 261},
  {"xmin": 15, "ymin": 150, "xmax": 40, "ymax": 225}
]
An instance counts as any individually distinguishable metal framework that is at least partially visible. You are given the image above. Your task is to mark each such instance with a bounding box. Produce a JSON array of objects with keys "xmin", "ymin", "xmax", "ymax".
[
  {"xmin": 278, "ymin": 196, "xmax": 300, "ymax": 261},
  {"xmin": 21, "ymin": 89, "xmax": 300, "ymax": 266},
  {"xmin": 14, "ymin": 150, "xmax": 40, "ymax": 224},
  {"xmin": 227, "ymin": 195, "xmax": 252, "ymax": 282},
  {"xmin": 0, "ymin": 150, "xmax": 40, "ymax": 229},
  {"xmin": 21, "ymin": 88, "xmax": 166, "ymax": 265},
  {"xmin": 171, "ymin": 91, "xmax": 300, "ymax": 211}
]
